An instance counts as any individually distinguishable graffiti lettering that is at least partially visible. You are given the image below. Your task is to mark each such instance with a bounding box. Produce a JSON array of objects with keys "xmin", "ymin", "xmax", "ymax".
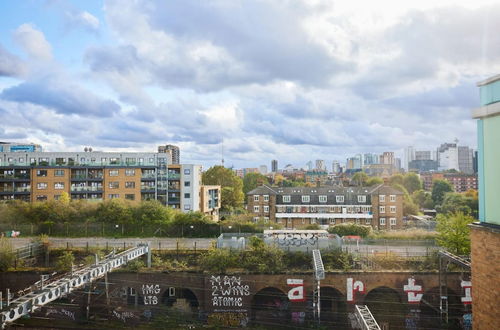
[
  {"xmin": 274, "ymin": 233, "xmax": 319, "ymax": 247},
  {"xmin": 112, "ymin": 310, "xmax": 138, "ymax": 323},
  {"xmin": 461, "ymin": 281, "xmax": 472, "ymax": 305},
  {"xmin": 142, "ymin": 284, "xmax": 160, "ymax": 295},
  {"xmin": 404, "ymin": 278, "xmax": 423, "ymax": 304},
  {"xmin": 287, "ymin": 279, "xmax": 305, "ymax": 302},
  {"xmin": 46, "ymin": 308, "xmax": 75, "ymax": 320},
  {"xmin": 212, "ymin": 296, "xmax": 243, "ymax": 307},
  {"xmin": 347, "ymin": 278, "xmax": 365, "ymax": 303},
  {"xmin": 207, "ymin": 312, "xmax": 249, "ymax": 327}
]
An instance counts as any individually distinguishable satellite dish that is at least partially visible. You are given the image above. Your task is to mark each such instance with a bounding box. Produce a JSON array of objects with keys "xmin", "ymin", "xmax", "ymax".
[{"xmin": 84, "ymin": 147, "xmax": 88, "ymax": 152}]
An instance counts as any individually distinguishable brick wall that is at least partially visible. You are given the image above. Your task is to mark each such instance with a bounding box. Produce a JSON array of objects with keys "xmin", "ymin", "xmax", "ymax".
[{"xmin": 470, "ymin": 223, "xmax": 500, "ymax": 329}]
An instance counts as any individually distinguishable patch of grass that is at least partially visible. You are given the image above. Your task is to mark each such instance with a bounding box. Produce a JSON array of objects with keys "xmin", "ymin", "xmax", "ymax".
[{"xmin": 369, "ymin": 228, "xmax": 437, "ymax": 240}]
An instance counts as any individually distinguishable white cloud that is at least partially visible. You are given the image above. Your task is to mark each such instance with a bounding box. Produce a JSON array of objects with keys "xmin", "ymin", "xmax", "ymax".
[
  {"xmin": 66, "ymin": 10, "xmax": 100, "ymax": 31},
  {"xmin": 13, "ymin": 23, "xmax": 53, "ymax": 61}
]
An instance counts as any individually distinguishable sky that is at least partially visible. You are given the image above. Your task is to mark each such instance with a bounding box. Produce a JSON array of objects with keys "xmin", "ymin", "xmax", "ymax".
[{"xmin": 1, "ymin": 0, "xmax": 499, "ymax": 170}]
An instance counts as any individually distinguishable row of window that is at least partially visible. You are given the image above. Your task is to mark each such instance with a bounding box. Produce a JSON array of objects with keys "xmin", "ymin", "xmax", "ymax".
[
  {"xmin": 253, "ymin": 195, "xmax": 270, "ymax": 202},
  {"xmin": 275, "ymin": 218, "xmax": 397, "ymax": 226},
  {"xmin": 255, "ymin": 194, "xmax": 397, "ymax": 204},
  {"xmin": 36, "ymin": 181, "xmax": 141, "ymax": 189},
  {"xmin": 275, "ymin": 205, "xmax": 372, "ymax": 213},
  {"xmin": 379, "ymin": 195, "xmax": 397, "ymax": 202},
  {"xmin": 253, "ymin": 205, "xmax": 270, "ymax": 213},
  {"xmin": 379, "ymin": 205, "xmax": 397, "ymax": 214},
  {"xmin": 35, "ymin": 193, "xmax": 136, "ymax": 201}
]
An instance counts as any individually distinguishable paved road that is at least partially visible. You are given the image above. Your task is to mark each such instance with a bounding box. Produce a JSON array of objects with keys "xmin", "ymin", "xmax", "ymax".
[{"xmin": 8, "ymin": 237, "xmax": 436, "ymax": 256}]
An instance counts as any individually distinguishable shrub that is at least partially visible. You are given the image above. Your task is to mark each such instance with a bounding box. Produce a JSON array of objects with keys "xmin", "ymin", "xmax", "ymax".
[
  {"xmin": 56, "ymin": 251, "xmax": 75, "ymax": 272},
  {"xmin": 328, "ymin": 223, "xmax": 372, "ymax": 237},
  {"xmin": 0, "ymin": 237, "xmax": 14, "ymax": 271},
  {"xmin": 321, "ymin": 249, "xmax": 354, "ymax": 271},
  {"xmin": 198, "ymin": 248, "xmax": 238, "ymax": 273}
]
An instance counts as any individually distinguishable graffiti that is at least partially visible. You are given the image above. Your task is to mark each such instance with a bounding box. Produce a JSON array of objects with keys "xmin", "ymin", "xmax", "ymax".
[
  {"xmin": 274, "ymin": 232, "xmax": 319, "ymax": 247},
  {"xmin": 287, "ymin": 279, "xmax": 305, "ymax": 302},
  {"xmin": 143, "ymin": 309, "xmax": 152, "ymax": 320},
  {"xmin": 404, "ymin": 278, "xmax": 423, "ymax": 304},
  {"xmin": 46, "ymin": 308, "xmax": 75, "ymax": 320},
  {"xmin": 291, "ymin": 311, "xmax": 306, "ymax": 324},
  {"xmin": 347, "ymin": 278, "xmax": 365, "ymax": 303},
  {"xmin": 142, "ymin": 284, "xmax": 160, "ymax": 305},
  {"xmin": 405, "ymin": 309, "xmax": 420, "ymax": 330},
  {"xmin": 112, "ymin": 310, "xmax": 139, "ymax": 323},
  {"xmin": 210, "ymin": 276, "xmax": 250, "ymax": 309},
  {"xmin": 461, "ymin": 281, "xmax": 472, "ymax": 305},
  {"xmin": 462, "ymin": 313, "xmax": 472, "ymax": 330},
  {"xmin": 207, "ymin": 312, "xmax": 249, "ymax": 327}
]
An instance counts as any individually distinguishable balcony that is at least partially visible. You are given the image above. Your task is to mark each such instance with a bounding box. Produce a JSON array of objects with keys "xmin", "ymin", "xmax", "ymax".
[
  {"xmin": 71, "ymin": 186, "xmax": 103, "ymax": 192},
  {"xmin": 141, "ymin": 174, "xmax": 156, "ymax": 180},
  {"xmin": 0, "ymin": 174, "xmax": 30, "ymax": 180},
  {"xmin": 141, "ymin": 185, "xmax": 156, "ymax": 192},
  {"xmin": 167, "ymin": 173, "xmax": 181, "ymax": 180}
]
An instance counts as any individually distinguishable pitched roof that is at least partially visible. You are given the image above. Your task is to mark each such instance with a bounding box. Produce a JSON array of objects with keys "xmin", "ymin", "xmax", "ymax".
[{"xmin": 247, "ymin": 185, "xmax": 278, "ymax": 195}]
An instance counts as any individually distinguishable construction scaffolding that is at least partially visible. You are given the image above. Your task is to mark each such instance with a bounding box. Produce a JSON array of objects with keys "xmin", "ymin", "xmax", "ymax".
[
  {"xmin": 354, "ymin": 305, "xmax": 381, "ymax": 330},
  {"xmin": 0, "ymin": 243, "xmax": 150, "ymax": 328},
  {"xmin": 312, "ymin": 249, "xmax": 325, "ymax": 324}
]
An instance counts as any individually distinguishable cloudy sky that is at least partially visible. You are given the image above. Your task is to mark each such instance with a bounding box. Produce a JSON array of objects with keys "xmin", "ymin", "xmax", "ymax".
[{"xmin": 1, "ymin": 0, "xmax": 499, "ymax": 170}]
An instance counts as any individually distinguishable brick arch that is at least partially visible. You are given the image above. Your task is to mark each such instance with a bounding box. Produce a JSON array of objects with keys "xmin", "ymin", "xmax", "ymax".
[{"xmin": 364, "ymin": 286, "xmax": 406, "ymax": 329}]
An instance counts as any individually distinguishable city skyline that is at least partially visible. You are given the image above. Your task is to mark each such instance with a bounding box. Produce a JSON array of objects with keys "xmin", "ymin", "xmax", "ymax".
[{"xmin": 1, "ymin": 1, "xmax": 498, "ymax": 169}]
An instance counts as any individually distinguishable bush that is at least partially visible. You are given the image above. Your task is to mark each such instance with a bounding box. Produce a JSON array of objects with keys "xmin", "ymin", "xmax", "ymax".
[
  {"xmin": 0, "ymin": 237, "xmax": 14, "ymax": 271},
  {"xmin": 56, "ymin": 251, "xmax": 75, "ymax": 272},
  {"xmin": 328, "ymin": 223, "xmax": 372, "ymax": 237},
  {"xmin": 240, "ymin": 237, "xmax": 285, "ymax": 273},
  {"xmin": 321, "ymin": 249, "xmax": 354, "ymax": 271},
  {"xmin": 198, "ymin": 248, "xmax": 238, "ymax": 273}
]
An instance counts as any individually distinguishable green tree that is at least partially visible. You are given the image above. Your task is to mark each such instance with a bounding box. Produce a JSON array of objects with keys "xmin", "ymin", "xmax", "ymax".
[
  {"xmin": 436, "ymin": 212, "xmax": 474, "ymax": 255},
  {"xmin": 243, "ymin": 172, "xmax": 269, "ymax": 194},
  {"xmin": 403, "ymin": 173, "xmax": 423, "ymax": 194},
  {"xmin": 366, "ymin": 177, "xmax": 383, "ymax": 186},
  {"xmin": 351, "ymin": 172, "xmax": 368, "ymax": 186},
  {"xmin": 96, "ymin": 199, "xmax": 133, "ymax": 234},
  {"xmin": 389, "ymin": 174, "xmax": 404, "ymax": 187},
  {"xmin": 412, "ymin": 189, "xmax": 434, "ymax": 209},
  {"xmin": 134, "ymin": 200, "xmax": 174, "ymax": 226},
  {"xmin": 440, "ymin": 193, "xmax": 477, "ymax": 217},
  {"xmin": 203, "ymin": 166, "xmax": 244, "ymax": 210},
  {"xmin": 0, "ymin": 237, "xmax": 14, "ymax": 272},
  {"xmin": 432, "ymin": 180, "xmax": 454, "ymax": 206},
  {"xmin": 393, "ymin": 184, "xmax": 419, "ymax": 216},
  {"xmin": 56, "ymin": 251, "xmax": 75, "ymax": 272}
]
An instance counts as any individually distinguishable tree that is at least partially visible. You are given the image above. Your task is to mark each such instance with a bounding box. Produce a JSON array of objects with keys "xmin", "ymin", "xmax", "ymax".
[
  {"xmin": 203, "ymin": 166, "xmax": 244, "ymax": 210},
  {"xmin": 389, "ymin": 174, "xmax": 404, "ymax": 187},
  {"xmin": 436, "ymin": 212, "xmax": 474, "ymax": 255},
  {"xmin": 366, "ymin": 177, "xmax": 383, "ymax": 186},
  {"xmin": 393, "ymin": 184, "xmax": 419, "ymax": 216},
  {"xmin": 273, "ymin": 174, "xmax": 284, "ymax": 186},
  {"xmin": 440, "ymin": 192, "xmax": 478, "ymax": 218},
  {"xmin": 432, "ymin": 180, "xmax": 454, "ymax": 206},
  {"xmin": 243, "ymin": 172, "xmax": 269, "ymax": 194},
  {"xmin": 96, "ymin": 199, "xmax": 133, "ymax": 234},
  {"xmin": 351, "ymin": 172, "xmax": 368, "ymax": 186},
  {"xmin": 412, "ymin": 189, "xmax": 434, "ymax": 209},
  {"xmin": 403, "ymin": 173, "xmax": 422, "ymax": 194}
]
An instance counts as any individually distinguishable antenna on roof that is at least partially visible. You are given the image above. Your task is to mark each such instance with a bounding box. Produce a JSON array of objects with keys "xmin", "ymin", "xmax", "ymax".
[{"xmin": 221, "ymin": 137, "xmax": 224, "ymax": 167}]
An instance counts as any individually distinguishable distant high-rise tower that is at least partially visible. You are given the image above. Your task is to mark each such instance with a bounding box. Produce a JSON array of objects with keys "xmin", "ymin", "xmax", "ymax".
[
  {"xmin": 158, "ymin": 144, "xmax": 180, "ymax": 164},
  {"xmin": 271, "ymin": 160, "xmax": 278, "ymax": 173},
  {"xmin": 315, "ymin": 159, "xmax": 326, "ymax": 171}
]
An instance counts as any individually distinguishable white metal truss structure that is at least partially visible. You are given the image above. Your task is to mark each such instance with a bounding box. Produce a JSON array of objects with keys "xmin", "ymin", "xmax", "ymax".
[
  {"xmin": 355, "ymin": 305, "xmax": 381, "ymax": 330},
  {"xmin": 1, "ymin": 243, "xmax": 149, "ymax": 328},
  {"xmin": 312, "ymin": 249, "xmax": 325, "ymax": 324}
]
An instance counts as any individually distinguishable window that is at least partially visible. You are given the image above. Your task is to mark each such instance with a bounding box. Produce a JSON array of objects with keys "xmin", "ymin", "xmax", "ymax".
[
  {"xmin": 18, "ymin": 158, "xmax": 24, "ymax": 163},
  {"xmin": 125, "ymin": 158, "xmax": 136, "ymax": 165},
  {"xmin": 254, "ymin": 195, "xmax": 260, "ymax": 202},
  {"xmin": 390, "ymin": 195, "xmax": 396, "ymax": 202},
  {"xmin": 108, "ymin": 194, "xmax": 119, "ymax": 199},
  {"xmin": 30, "ymin": 158, "xmax": 36, "ymax": 165},
  {"xmin": 380, "ymin": 206, "xmax": 386, "ymax": 213},
  {"xmin": 263, "ymin": 217, "xmax": 269, "ymax": 223},
  {"xmin": 54, "ymin": 182, "xmax": 64, "ymax": 190},
  {"xmin": 330, "ymin": 219, "xmax": 336, "ymax": 224},
  {"xmin": 283, "ymin": 195, "xmax": 291, "ymax": 203},
  {"xmin": 319, "ymin": 195, "xmax": 327, "ymax": 203},
  {"xmin": 36, "ymin": 195, "xmax": 47, "ymax": 201},
  {"xmin": 390, "ymin": 218, "xmax": 397, "ymax": 226},
  {"xmin": 380, "ymin": 218, "xmax": 386, "ymax": 225},
  {"xmin": 264, "ymin": 205, "xmax": 269, "ymax": 213},
  {"xmin": 184, "ymin": 193, "xmax": 191, "ymax": 198},
  {"xmin": 109, "ymin": 182, "xmax": 119, "ymax": 189},
  {"xmin": 184, "ymin": 181, "xmax": 190, "ymax": 187},
  {"xmin": 38, "ymin": 157, "xmax": 49, "ymax": 165},
  {"xmin": 101, "ymin": 157, "xmax": 107, "ymax": 164},
  {"xmin": 184, "ymin": 169, "xmax": 191, "ymax": 175},
  {"xmin": 110, "ymin": 157, "xmax": 119, "ymax": 164},
  {"xmin": 125, "ymin": 194, "xmax": 135, "ymax": 200},
  {"xmin": 138, "ymin": 158, "xmax": 144, "ymax": 165},
  {"xmin": 37, "ymin": 170, "xmax": 47, "ymax": 177},
  {"xmin": 54, "ymin": 169, "xmax": 65, "ymax": 177},
  {"xmin": 336, "ymin": 195, "xmax": 344, "ymax": 203},
  {"xmin": 54, "ymin": 195, "xmax": 61, "ymax": 200},
  {"xmin": 125, "ymin": 182, "xmax": 135, "ymax": 188},
  {"xmin": 264, "ymin": 195, "xmax": 269, "ymax": 202},
  {"xmin": 125, "ymin": 169, "xmax": 135, "ymax": 176},
  {"xmin": 366, "ymin": 219, "xmax": 371, "ymax": 224},
  {"xmin": 184, "ymin": 204, "xmax": 191, "ymax": 210},
  {"xmin": 379, "ymin": 195, "xmax": 386, "ymax": 202},
  {"xmin": 254, "ymin": 205, "xmax": 260, "ymax": 212},
  {"xmin": 390, "ymin": 206, "xmax": 396, "ymax": 213},
  {"xmin": 302, "ymin": 195, "xmax": 310, "ymax": 203},
  {"xmin": 109, "ymin": 170, "xmax": 119, "ymax": 176},
  {"xmin": 358, "ymin": 195, "xmax": 366, "ymax": 203},
  {"xmin": 37, "ymin": 183, "xmax": 47, "ymax": 190}
]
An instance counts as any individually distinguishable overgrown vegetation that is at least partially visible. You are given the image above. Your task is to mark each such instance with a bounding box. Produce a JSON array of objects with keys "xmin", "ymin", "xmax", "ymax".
[
  {"xmin": 0, "ymin": 237, "xmax": 14, "ymax": 271},
  {"xmin": 55, "ymin": 250, "xmax": 75, "ymax": 272},
  {"xmin": 369, "ymin": 228, "xmax": 438, "ymax": 240},
  {"xmin": 436, "ymin": 212, "xmax": 474, "ymax": 255},
  {"xmin": 328, "ymin": 223, "xmax": 372, "ymax": 237}
]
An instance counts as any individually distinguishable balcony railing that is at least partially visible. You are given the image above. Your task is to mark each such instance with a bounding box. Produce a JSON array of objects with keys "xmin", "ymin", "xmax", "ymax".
[
  {"xmin": 141, "ymin": 174, "xmax": 156, "ymax": 179},
  {"xmin": 0, "ymin": 174, "xmax": 30, "ymax": 180},
  {"xmin": 71, "ymin": 186, "xmax": 103, "ymax": 192},
  {"xmin": 167, "ymin": 173, "xmax": 180, "ymax": 179},
  {"xmin": 141, "ymin": 186, "xmax": 156, "ymax": 191}
]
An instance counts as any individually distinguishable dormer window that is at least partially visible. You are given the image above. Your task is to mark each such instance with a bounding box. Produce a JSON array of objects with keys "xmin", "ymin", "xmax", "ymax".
[
  {"xmin": 336, "ymin": 195, "xmax": 344, "ymax": 203},
  {"xmin": 302, "ymin": 195, "xmax": 310, "ymax": 203},
  {"xmin": 319, "ymin": 195, "xmax": 327, "ymax": 203}
]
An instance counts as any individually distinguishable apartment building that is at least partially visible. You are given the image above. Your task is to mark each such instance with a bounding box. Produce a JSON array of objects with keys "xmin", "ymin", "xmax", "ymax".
[
  {"xmin": 0, "ymin": 147, "xmax": 220, "ymax": 219},
  {"xmin": 421, "ymin": 172, "xmax": 478, "ymax": 192},
  {"xmin": 246, "ymin": 184, "xmax": 403, "ymax": 230}
]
